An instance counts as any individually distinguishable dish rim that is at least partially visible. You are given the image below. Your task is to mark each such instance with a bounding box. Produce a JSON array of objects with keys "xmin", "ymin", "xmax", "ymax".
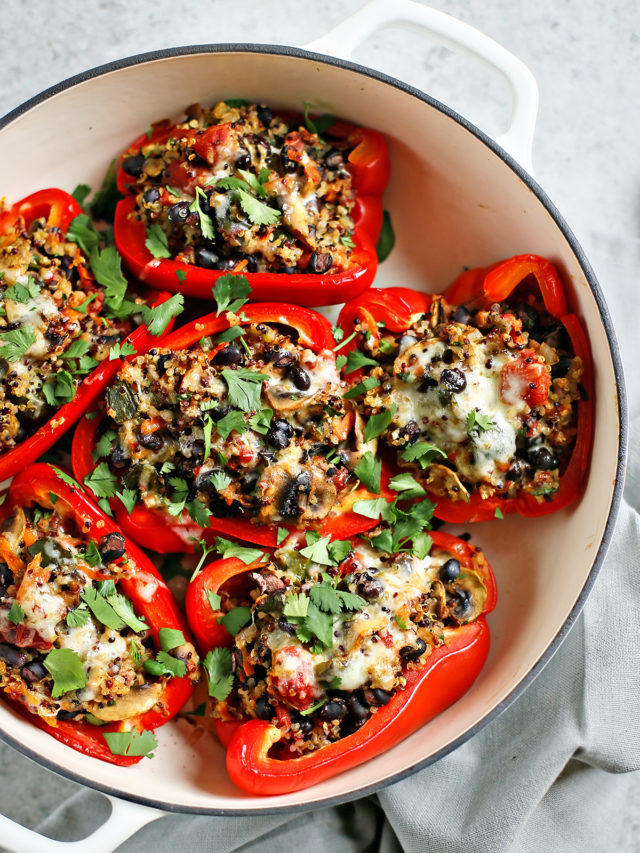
[{"xmin": 0, "ymin": 41, "xmax": 628, "ymax": 815}]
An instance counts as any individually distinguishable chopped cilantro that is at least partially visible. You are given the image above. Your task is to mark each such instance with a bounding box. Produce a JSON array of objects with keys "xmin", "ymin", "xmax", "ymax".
[
  {"xmin": 219, "ymin": 606, "xmax": 252, "ymax": 636},
  {"xmin": 206, "ymin": 589, "xmax": 222, "ymax": 611},
  {"xmin": 145, "ymin": 224, "xmax": 171, "ymax": 259},
  {"xmin": 353, "ymin": 451, "xmax": 381, "ymax": 494},
  {"xmin": 7, "ymin": 602, "xmax": 24, "ymax": 624},
  {"xmin": 214, "ymin": 409, "xmax": 247, "ymax": 440},
  {"xmin": 247, "ymin": 407, "xmax": 273, "ymax": 435},
  {"xmin": 43, "ymin": 648, "xmax": 86, "ymax": 697},
  {"xmin": 344, "ymin": 377, "xmax": 379, "ymax": 399},
  {"xmin": 345, "ymin": 349, "xmax": 378, "ymax": 372},
  {"xmin": 140, "ymin": 293, "xmax": 184, "ymax": 336},
  {"xmin": 84, "ymin": 462, "xmax": 118, "ymax": 499},
  {"xmin": 202, "ymin": 647, "xmax": 234, "ymax": 700},
  {"xmin": 212, "ymin": 273, "xmax": 251, "ymax": 316},
  {"xmin": 276, "ymin": 527, "xmax": 289, "ymax": 546},
  {"xmin": 364, "ymin": 403, "xmax": 397, "ymax": 443},
  {"xmin": 376, "ymin": 210, "xmax": 395, "ymax": 262},
  {"xmin": 222, "ymin": 368, "xmax": 268, "ymax": 412},
  {"xmin": 214, "ymin": 537, "xmax": 266, "ymax": 565},
  {"xmin": 144, "ymin": 650, "xmax": 187, "ymax": 678},
  {"xmin": 103, "ymin": 729, "xmax": 157, "ymax": 759},
  {"xmin": 189, "ymin": 186, "xmax": 216, "ymax": 240},
  {"xmin": 0, "ymin": 328, "xmax": 36, "ymax": 361},
  {"xmin": 88, "ymin": 159, "xmax": 123, "ymax": 223},
  {"xmin": 388, "ymin": 472, "xmax": 427, "ymax": 499},
  {"xmin": 108, "ymin": 340, "xmax": 137, "ymax": 361},
  {"xmin": 42, "ymin": 370, "xmax": 76, "ymax": 406},
  {"xmin": 494, "ymin": 506, "xmax": 504, "ymax": 519},
  {"xmin": 401, "ymin": 442, "xmax": 446, "ymax": 469},
  {"xmin": 467, "ymin": 410, "xmax": 495, "ymax": 435}
]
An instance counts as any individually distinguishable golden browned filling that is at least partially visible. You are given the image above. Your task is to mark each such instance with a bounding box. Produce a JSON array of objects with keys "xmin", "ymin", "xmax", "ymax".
[
  {"xmin": 0, "ymin": 506, "xmax": 197, "ymax": 725},
  {"xmin": 125, "ymin": 101, "xmax": 357, "ymax": 274},
  {"xmin": 346, "ymin": 295, "xmax": 583, "ymax": 502},
  {"xmin": 205, "ymin": 539, "xmax": 487, "ymax": 755},
  {"xmin": 0, "ymin": 215, "xmax": 133, "ymax": 451},
  {"xmin": 91, "ymin": 319, "xmax": 373, "ymax": 529}
]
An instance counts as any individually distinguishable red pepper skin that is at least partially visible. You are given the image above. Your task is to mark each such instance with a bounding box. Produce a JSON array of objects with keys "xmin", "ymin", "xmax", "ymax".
[
  {"xmin": 189, "ymin": 531, "xmax": 496, "ymax": 795},
  {"xmin": 1, "ymin": 463, "xmax": 195, "ymax": 765},
  {"xmin": 114, "ymin": 122, "xmax": 389, "ymax": 306},
  {"xmin": 71, "ymin": 303, "xmax": 393, "ymax": 550},
  {"xmin": 338, "ymin": 258, "xmax": 594, "ymax": 521},
  {"xmin": 0, "ymin": 189, "xmax": 176, "ymax": 482}
]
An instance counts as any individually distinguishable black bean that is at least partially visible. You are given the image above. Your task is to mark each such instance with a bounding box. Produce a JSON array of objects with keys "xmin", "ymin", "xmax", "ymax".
[
  {"xmin": 528, "ymin": 446, "xmax": 559, "ymax": 470},
  {"xmin": 281, "ymin": 265, "xmax": 297, "ymax": 275},
  {"xmin": 324, "ymin": 149, "xmax": 343, "ymax": 168},
  {"xmin": 156, "ymin": 354, "xmax": 172, "ymax": 374},
  {"xmin": 122, "ymin": 154, "xmax": 145, "ymax": 177},
  {"xmin": 399, "ymin": 638, "xmax": 427, "ymax": 661},
  {"xmin": 551, "ymin": 355, "xmax": 572, "ymax": 379},
  {"xmin": 347, "ymin": 694, "xmax": 369, "ymax": 721},
  {"xmin": 278, "ymin": 473, "xmax": 310, "ymax": 519},
  {"xmin": 0, "ymin": 562, "xmax": 13, "ymax": 588},
  {"xmin": 213, "ymin": 345, "xmax": 243, "ymax": 366},
  {"xmin": 290, "ymin": 711, "xmax": 313, "ymax": 733},
  {"xmin": 266, "ymin": 419, "xmax": 293, "ymax": 449},
  {"xmin": 442, "ymin": 349, "xmax": 455, "ymax": 365},
  {"xmin": 356, "ymin": 573, "xmax": 383, "ymax": 599},
  {"xmin": 452, "ymin": 589, "xmax": 472, "ymax": 620},
  {"xmin": 99, "ymin": 532, "xmax": 126, "ymax": 562},
  {"xmin": 440, "ymin": 368, "xmax": 467, "ymax": 393},
  {"xmin": 453, "ymin": 305, "xmax": 472, "ymax": 325},
  {"xmin": 307, "ymin": 251, "xmax": 332, "ymax": 274},
  {"xmin": 255, "ymin": 105, "xmax": 273, "ymax": 127},
  {"xmin": 0, "ymin": 644, "xmax": 28, "ymax": 668},
  {"xmin": 167, "ymin": 201, "xmax": 191, "ymax": 223},
  {"xmin": 57, "ymin": 709, "xmax": 81, "ymax": 721},
  {"xmin": 233, "ymin": 148, "xmax": 251, "ymax": 169},
  {"xmin": 363, "ymin": 688, "xmax": 391, "ymax": 706},
  {"xmin": 318, "ymin": 699, "xmax": 348, "ymax": 722},
  {"xmin": 273, "ymin": 351, "xmax": 297, "ymax": 368},
  {"xmin": 21, "ymin": 660, "xmax": 47, "ymax": 683},
  {"xmin": 142, "ymin": 187, "xmax": 160, "ymax": 205},
  {"xmin": 541, "ymin": 323, "xmax": 569, "ymax": 350},
  {"xmin": 418, "ymin": 376, "xmax": 438, "ymax": 392},
  {"xmin": 137, "ymin": 431, "xmax": 163, "ymax": 451},
  {"xmin": 195, "ymin": 247, "xmax": 220, "ymax": 269},
  {"xmin": 195, "ymin": 468, "xmax": 226, "ymax": 494},
  {"xmin": 439, "ymin": 558, "xmax": 461, "ymax": 583},
  {"xmin": 289, "ymin": 365, "xmax": 311, "ymax": 391},
  {"xmin": 281, "ymin": 146, "xmax": 298, "ymax": 172},
  {"xmin": 341, "ymin": 716, "xmax": 367, "ymax": 736},
  {"xmin": 398, "ymin": 421, "xmax": 421, "ymax": 444},
  {"xmin": 110, "ymin": 444, "xmax": 130, "ymax": 470},
  {"xmin": 506, "ymin": 458, "xmax": 528, "ymax": 482},
  {"xmin": 277, "ymin": 616, "xmax": 298, "ymax": 636}
]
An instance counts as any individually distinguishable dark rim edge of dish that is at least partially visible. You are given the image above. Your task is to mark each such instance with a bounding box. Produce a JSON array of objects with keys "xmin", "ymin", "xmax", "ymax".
[{"xmin": 0, "ymin": 42, "xmax": 628, "ymax": 820}]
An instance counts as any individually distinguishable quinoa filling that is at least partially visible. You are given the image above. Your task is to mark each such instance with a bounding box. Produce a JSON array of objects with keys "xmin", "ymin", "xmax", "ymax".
[
  {"xmin": 124, "ymin": 100, "xmax": 358, "ymax": 275},
  {"xmin": 0, "ymin": 505, "xmax": 197, "ymax": 726}
]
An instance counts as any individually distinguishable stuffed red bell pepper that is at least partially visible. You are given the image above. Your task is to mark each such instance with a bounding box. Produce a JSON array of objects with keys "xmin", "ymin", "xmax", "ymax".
[
  {"xmin": 185, "ymin": 528, "xmax": 496, "ymax": 794},
  {"xmin": 0, "ymin": 188, "xmax": 180, "ymax": 481},
  {"xmin": 71, "ymin": 288, "xmax": 392, "ymax": 551},
  {"xmin": 336, "ymin": 255, "xmax": 593, "ymax": 522},
  {"xmin": 114, "ymin": 100, "xmax": 389, "ymax": 306},
  {"xmin": 0, "ymin": 463, "xmax": 198, "ymax": 764}
]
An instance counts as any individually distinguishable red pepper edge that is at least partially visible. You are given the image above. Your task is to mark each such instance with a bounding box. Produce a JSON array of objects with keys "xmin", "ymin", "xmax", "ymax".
[
  {"xmin": 71, "ymin": 303, "xmax": 394, "ymax": 551},
  {"xmin": 0, "ymin": 463, "xmax": 195, "ymax": 765},
  {"xmin": 337, "ymin": 257, "xmax": 594, "ymax": 522},
  {"xmin": 187, "ymin": 530, "xmax": 496, "ymax": 795},
  {"xmin": 113, "ymin": 121, "xmax": 389, "ymax": 306},
  {"xmin": 0, "ymin": 188, "xmax": 176, "ymax": 482}
]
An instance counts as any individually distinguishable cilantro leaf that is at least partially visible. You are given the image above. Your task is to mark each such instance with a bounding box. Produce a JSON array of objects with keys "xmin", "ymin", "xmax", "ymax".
[
  {"xmin": 42, "ymin": 370, "xmax": 76, "ymax": 406},
  {"xmin": 276, "ymin": 527, "xmax": 289, "ymax": 546},
  {"xmin": 237, "ymin": 168, "xmax": 267, "ymax": 198},
  {"xmin": 401, "ymin": 442, "xmax": 446, "ymax": 469},
  {"xmin": 0, "ymin": 328, "xmax": 36, "ymax": 361},
  {"xmin": 344, "ymin": 377, "xmax": 380, "ymax": 400},
  {"xmin": 210, "ymin": 470, "xmax": 232, "ymax": 492},
  {"xmin": 467, "ymin": 410, "xmax": 495, "ymax": 435},
  {"xmin": 219, "ymin": 606, "xmax": 252, "ymax": 636},
  {"xmin": 79, "ymin": 540, "xmax": 101, "ymax": 567},
  {"xmin": 88, "ymin": 160, "xmax": 123, "ymax": 223},
  {"xmin": 108, "ymin": 341, "xmax": 137, "ymax": 361},
  {"xmin": 145, "ymin": 224, "xmax": 172, "ymax": 259},
  {"xmin": 354, "ymin": 451, "xmax": 381, "ymax": 494},
  {"xmin": 283, "ymin": 593, "xmax": 309, "ymax": 618},
  {"xmin": 303, "ymin": 102, "xmax": 335, "ymax": 136},
  {"xmin": 352, "ymin": 497, "xmax": 390, "ymax": 520},
  {"xmin": 7, "ymin": 601, "xmax": 24, "ymax": 624},
  {"xmin": 222, "ymin": 368, "xmax": 267, "ymax": 412},
  {"xmin": 89, "ymin": 245, "xmax": 128, "ymax": 310},
  {"xmin": 66, "ymin": 604, "xmax": 90, "ymax": 628},
  {"xmin": 376, "ymin": 210, "xmax": 395, "ymax": 263},
  {"xmin": 189, "ymin": 187, "xmax": 215, "ymax": 240},
  {"xmin": 248, "ymin": 408, "xmax": 273, "ymax": 435},
  {"xmin": 72, "ymin": 184, "xmax": 91, "ymax": 207},
  {"xmin": 364, "ymin": 403, "xmax": 396, "ymax": 443},
  {"xmin": 185, "ymin": 499, "xmax": 212, "ymax": 528},
  {"xmin": 216, "ymin": 326, "xmax": 246, "ymax": 344},
  {"xmin": 141, "ymin": 293, "xmax": 184, "ymax": 336},
  {"xmin": 214, "ymin": 537, "xmax": 265, "ymax": 564},
  {"xmin": 494, "ymin": 506, "xmax": 504, "ymax": 519},
  {"xmin": 202, "ymin": 647, "xmax": 234, "ymax": 700},
  {"xmin": 411, "ymin": 531, "xmax": 432, "ymax": 559},
  {"xmin": 107, "ymin": 593, "xmax": 149, "ymax": 632},
  {"xmin": 116, "ymin": 489, "xmax": 137, "ymax": 514},
  {"xmin": 206, "ymin": 589, "xmax": 222, "ymax": 611},
  {"xmin": 5, "ymin": 277, "xmax": 40, "ymax": 303},
  {"xmin": 236, "ymin": 190, "xmax": 281, "ymax": 226},
  {"xmin": 43, "ymin": 648, "xmax": 86, "ymax": 697},
  {"xmin": 389, "ymin": 472, "xmax": 427, "ymax": 499},
  {"xmin": 335, "ymin": 354, "xmax": 347, "ymax": 370},
  {"xmin": 103, "ymin": 729, "xmax": 157, "ymax": 758},
  {"xmin": 309, "ymin": 584, "xmax": 342, "ymax": 615},
  {"xmin": 144, "ymin": 650, "xmax": 187, "ymax": 678},
  {"xmin": 336, "ymin": 589, "xmax": 367, "ymax": 610},
  {"xmin": 214, "ymin": 409, "xmax": 247, "ymax": 440},
  {"xmin": 345, "ymin": 349, "xmax": 378, "ymax": 372},
  {"xmin": 52, "ymin": 467, "xmax": 81, "ymax": 489},
  {"xmin": 304, "ymin": 601, "xmax": 333, "ymax": 647},
  {"xmin": 62, "ymin": 338, "xmax": 91, "ymax": 359},
  {"xmin": 81, "ymin": 587, "xmax": 125, "ymax": 630},
  {"xmin": 67, "ymin": 214, "xmax": 99, "ymax": 256},
  {"xmin": 299, "ymin": 533, "xmax": 333, "ymax": 566},
  {"xmin": 212, "ymin": 273, "xmax": 251, "ymax": 316},
  {"xmin": 84, "ymin": 462, "xmax": 118, "ymax": 499}
]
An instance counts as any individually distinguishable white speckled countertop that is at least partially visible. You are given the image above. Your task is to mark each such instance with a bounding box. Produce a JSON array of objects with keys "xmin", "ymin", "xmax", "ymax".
[{"xmin": 0, "ymin": 0, "xmax": 638, "ymax": 848}]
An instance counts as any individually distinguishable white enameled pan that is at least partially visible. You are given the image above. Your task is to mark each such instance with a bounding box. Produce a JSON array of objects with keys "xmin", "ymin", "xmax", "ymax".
[{"xmin": 0, "ymin": 1, "xmax": 626, "ymax": 850}]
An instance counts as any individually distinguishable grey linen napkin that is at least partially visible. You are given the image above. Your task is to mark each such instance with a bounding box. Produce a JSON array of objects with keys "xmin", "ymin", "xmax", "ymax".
[{"xmin": 3, "ymin": 233, "xmax": 638, "ymax": 852}]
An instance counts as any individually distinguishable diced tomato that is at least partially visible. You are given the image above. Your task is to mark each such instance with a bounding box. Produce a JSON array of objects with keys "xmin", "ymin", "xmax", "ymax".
[
  {"xmin": 500, "ymin": 350, "xmax": 550, "ymax": 407},
  {"xmin": 192, "ymin": 124, "xmax": 235, "ymax": 168},
  {"xmin": 268, "ymin": 646, "xmax": 323, "ymax": 712}
]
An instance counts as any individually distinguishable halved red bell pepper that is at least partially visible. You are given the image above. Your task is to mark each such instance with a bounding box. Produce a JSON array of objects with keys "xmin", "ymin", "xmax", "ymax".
[
  {"xmin": 114, "ymin": 118, "xmax": 389, "ymax": 306},
  {"xmin": 71, "ymin": 303, "xmax": 393, "ymax": 551},
  {"xmin": 0, "ymin": 463, "xmax": 196, "ymax": 765},
  {"xmin": 0, "ymin": 189, "xmax": 176, "ymax": 482},
  {"xmin": 186, "ymin": 530, "xmax": 496, "ymax": 794},
  {"xmin": 337, "ymin": 256, "xmax": 594, "ymax": 522}
]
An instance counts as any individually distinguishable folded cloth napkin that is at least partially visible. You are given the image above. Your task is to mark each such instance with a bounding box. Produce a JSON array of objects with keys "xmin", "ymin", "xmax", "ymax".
[{"xmin": 2, "ymin": 233, "xmax": 638, "ymax": 853}]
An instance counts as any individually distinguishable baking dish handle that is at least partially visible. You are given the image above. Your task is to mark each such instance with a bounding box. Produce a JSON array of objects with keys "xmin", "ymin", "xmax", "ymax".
[
  {"xmin": 303, "ymin": 0, "xmax": 539, "ymax": 175},
  {"xmin": 0, "ymin": 793, "xmax": 162, "ymax": 853}
]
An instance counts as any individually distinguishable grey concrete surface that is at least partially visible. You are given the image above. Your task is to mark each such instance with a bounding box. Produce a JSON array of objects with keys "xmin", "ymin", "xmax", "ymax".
[{"xmin": 0, "ymin": 0, "xmax": 638, "ymax": 849}]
